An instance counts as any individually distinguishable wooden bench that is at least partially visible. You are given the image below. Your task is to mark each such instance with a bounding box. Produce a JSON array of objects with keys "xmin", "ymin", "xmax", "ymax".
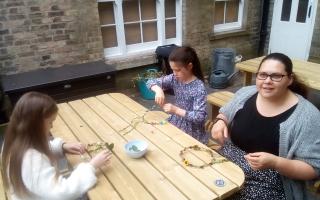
[
  {"xmin": 207, "ymin": 91, "xmax": 234, "ymax": 119},
  {"xmin": 0, "ymin": 168, "xmax": 8, "ymax": 200},
  {"xmin": 206, "ymin": 91, "xmax": 234, "ymax": 150},
  {"xmin": 1, "ymin": 60, "xmax": 116, "ymax": 105}
]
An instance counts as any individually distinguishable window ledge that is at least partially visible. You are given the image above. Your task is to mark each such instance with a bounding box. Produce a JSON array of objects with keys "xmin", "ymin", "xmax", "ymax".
[
  {"xmin": 105, "ymin": 50, "xmax": 157, "ymax": 70},
  {"xmin": 209, "ymin": 29, "xmax": 249, "ymax": 41}
]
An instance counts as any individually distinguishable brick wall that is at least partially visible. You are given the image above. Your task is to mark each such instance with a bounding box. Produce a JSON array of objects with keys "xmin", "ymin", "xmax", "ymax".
[
  {"xmin": 1, "ymin": 0, "xmax": 318, "ymax": 78},
  {"xmin": 0, "ymin": 0, "xmax": 104, "ymax": 74},
  {"xmin": 183, "ymin": 0, "xmax": 263, "ymax": 74}
]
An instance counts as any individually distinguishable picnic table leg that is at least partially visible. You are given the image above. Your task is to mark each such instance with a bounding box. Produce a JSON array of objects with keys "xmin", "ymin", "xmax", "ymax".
[
  {"xmin": 243, "ymin": 72, "xmax": 253, "ymax": 86},
  {"xmin": 211, "ymin": 105, "xmax": 219, "ymax": 119}
]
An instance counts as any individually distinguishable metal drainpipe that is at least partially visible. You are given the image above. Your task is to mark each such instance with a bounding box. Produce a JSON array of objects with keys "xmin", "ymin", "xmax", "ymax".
[{"xmin": 258, "ymin": 0, "xmax": 270, "ymax": 56}]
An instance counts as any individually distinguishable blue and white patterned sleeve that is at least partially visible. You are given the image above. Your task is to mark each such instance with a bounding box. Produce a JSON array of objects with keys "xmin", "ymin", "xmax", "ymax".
[
  {"xmin": 146, "ymin": 74, "xmax": 174, "ymax": 91},
  {"xmin": 185, "ymin": 88, "xmax": 207, "ymax": 123}
]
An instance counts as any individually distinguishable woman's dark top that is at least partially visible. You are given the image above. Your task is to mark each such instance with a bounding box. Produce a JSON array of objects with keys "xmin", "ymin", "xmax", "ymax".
[{"xmin": 230, "ymin": 93, "xmax": 297, "ymax": 155}]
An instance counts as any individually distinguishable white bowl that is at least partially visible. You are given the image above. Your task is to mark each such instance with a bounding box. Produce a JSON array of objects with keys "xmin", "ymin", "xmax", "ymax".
[{"xmin": 124, "ymin": 140, "xmax": 148, "ymax": 158}]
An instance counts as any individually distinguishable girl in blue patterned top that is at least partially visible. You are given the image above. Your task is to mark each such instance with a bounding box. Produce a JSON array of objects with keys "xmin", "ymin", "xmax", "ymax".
[{"xmin": 147, "ymin": 46, "xmax": 208, "ymax": 144}]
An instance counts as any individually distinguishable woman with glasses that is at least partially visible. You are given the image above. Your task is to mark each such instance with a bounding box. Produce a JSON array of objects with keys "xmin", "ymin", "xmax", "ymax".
[{"xmin": 208, "ymin": 53, "xmax": 320, "ymax": 199}]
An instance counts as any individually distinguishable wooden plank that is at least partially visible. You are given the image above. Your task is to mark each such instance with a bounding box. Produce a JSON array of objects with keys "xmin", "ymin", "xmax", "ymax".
[
  {"xmin": 208, "ymin": 96, "xmax": 231, "ymax": 107},
  {"xmin": 56, "ymin": 103, "xmax": 155, "ymax": 200},
  {"xmin": 106, "ymin": 93, "xmax": 243, "ymax": 199},
  {"xmin": 207, "ymin": 91, "xmax": 234, "ymax": 119},
  {"xmin": 108, "ymin": 93, "xmax": 245, "ymax": 190},
  {"xmin": 243, "ymin": 72, "xmax": 253, "ymax": 86},
  {"xmin": 208, "ymin": 98, "xmax": 226, "ymax": 108},
  {"xmin": 66, "ymin": 99, "xmax": 157, "ymax": 200},
  {"xmin": 51, "ymin": 115, "xmax": 122, "ymax": 200},
  {"xmin": 0, "ymin": 168, "xmax": 7, "ymax": 200},
  {"xmin": 83, "ymin": 96, "xmax": 218, "ymax": 200},
  {"xmin": 236, "ymin": 57, "xmax": 320, "ymax": 90},
  {"xmin": 207, "ymin": 91, "xmax": 234, "ymax": 106}
]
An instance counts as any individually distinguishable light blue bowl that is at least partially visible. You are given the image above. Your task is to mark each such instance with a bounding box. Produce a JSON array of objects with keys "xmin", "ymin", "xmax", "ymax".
[{"xmin": 124, "ymin": 140, "xmax": 148, "ymax": 158}]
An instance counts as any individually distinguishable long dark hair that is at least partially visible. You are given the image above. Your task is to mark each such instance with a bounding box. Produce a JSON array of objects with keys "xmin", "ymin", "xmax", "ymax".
[
  {"xmin": 169, "ymin": 46, "xmax": 204, "ymax": 81},
  {"xmin": 1, "ymin": 92, "xmax": 58, "ymax": 198},
  {"xmin": 258, "ymin": 53, "xmax": 308, "ymax": 98}
]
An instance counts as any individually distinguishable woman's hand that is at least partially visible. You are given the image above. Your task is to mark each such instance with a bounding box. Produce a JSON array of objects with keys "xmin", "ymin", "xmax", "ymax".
[
  {"xmin": 62, "ymin": 142, "xmax": 86, "ymax": 155},
  {"xmin": 151, "ymin": 85, "xmax": 165, "ymax": 106},
  {"xmin": 244, "ymin": 152, "xmax": 278, "ymax": 170},
  {"xmin": 211, "ymin": 120, "xmax": 228, "ymax": 145},
  {"xmin": 89, "ymin": 150, "xmax": 112, "ymax": 169}
]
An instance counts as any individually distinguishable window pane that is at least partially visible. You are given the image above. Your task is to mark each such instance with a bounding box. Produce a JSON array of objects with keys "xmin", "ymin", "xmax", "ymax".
[
  {"xmin": 101, "ymin": 26, "xmax": 117, "ymax": 48},
  {"xmin": 281, "ymin": 0, "xmax": 292, "ymax": 21},
  {"xmin": 296, "ymin": 0, "xmax": 308, "ymax": 23},
  {"xmin": 123, "ymin": 0, "xmax": 139, "ymax": 22},
  {"xmin": 165, "ymin": 19, "xmax": 176, "ymax": 39},
  {"xmin": 226, "ymin": 0, "xmax": 239, "ymax": 23},
  {"xmin": 125, "ymin": 23, "xmax": 141, "ymax": 44},
  {"xmin": 214, "ymin": 1, "xmax": 225, "ymax": 25},
  {"xmin": 165, "ymin": 0, "xmax": 176, "ymax": 18},
  {"xmin": 142, "ymin": 22, "xmax": 157, "ymax": 42},
  {"xmin": 141, "ymin": 0, "xmax": 156, "ymax": 20},
  {"xmin": 98, "ymin": 2, "xmax": 115, "ymax": 25}
]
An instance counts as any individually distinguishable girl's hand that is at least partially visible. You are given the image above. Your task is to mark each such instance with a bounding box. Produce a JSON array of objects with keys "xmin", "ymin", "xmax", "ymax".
[
  {"xmin": 211, "ymin": 120, "xmax": 228, "ymax": 145},
  {"xmin": 89, "ymin": 150, "xmax": 112, "ymax": 169},
  {"xmin": 162, "ymin": 103, "xmax": 177, "ymax": 114},
  {"xmin": 244, "ymin": 152, "xmax": 278, "ymax": 170},
  {"xmin": 62, "ymin": 142, "xmax": 86, "ymax": 155},
  {"xmin": 151, "ymin": 85, "xmax": 165, "ymax": 106}
]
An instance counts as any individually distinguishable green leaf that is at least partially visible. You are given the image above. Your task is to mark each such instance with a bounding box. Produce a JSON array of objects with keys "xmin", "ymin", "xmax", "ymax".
[
  {"xmin": 129, "ymin": 145, "xmax": 140, "ymax": 152},
  {"xmin": 107, "ymin": 143, "xmax": 114, "ymax": 151}
]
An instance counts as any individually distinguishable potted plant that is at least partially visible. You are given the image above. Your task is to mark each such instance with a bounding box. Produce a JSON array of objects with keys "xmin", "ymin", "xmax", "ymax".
[{"xmin": 133, "ymin": 68, "xmax": 163, "ymax": 100}]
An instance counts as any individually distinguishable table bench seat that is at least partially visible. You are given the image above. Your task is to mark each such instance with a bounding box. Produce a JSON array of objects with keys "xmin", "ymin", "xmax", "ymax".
[
  {"xmin": 1, "ymin": 60, "xmax": 116, "ymax": 105},
  {"xmin": 206, "ymin": 91, "xmax": 234, "ymax": 151},
  {"xmin": 0, "ymin": 168, "xmax": 8, "ymax": 200},
  {"xmin": 207, "ymin": 91, "xmax": 234, "ymax": 119}
]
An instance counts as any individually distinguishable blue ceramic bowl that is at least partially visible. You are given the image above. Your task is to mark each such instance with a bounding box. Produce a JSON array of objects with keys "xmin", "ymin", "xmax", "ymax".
[{"xmin": 125, "ymin": 140, "xmax": 148, "ymax": 158}]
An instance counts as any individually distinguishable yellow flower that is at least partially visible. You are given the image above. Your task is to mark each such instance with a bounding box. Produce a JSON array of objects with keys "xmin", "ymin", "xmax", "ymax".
[
  {"xmin": 184, "ymin": 159, "xmax": 189, "ymax": 166},
  {"xmin": 314, "ymin": 180, "xmax": 320, "ymax": 189}
]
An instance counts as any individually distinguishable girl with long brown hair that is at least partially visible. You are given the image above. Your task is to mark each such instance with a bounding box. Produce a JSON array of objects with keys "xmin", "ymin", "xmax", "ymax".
[
  {"xmin": 147, "ymin": 46, "xmax": 208, "ymax": 144},
  {"xmin": 1, "ymin": 92, "xmax": 112, "ymax": 200}
]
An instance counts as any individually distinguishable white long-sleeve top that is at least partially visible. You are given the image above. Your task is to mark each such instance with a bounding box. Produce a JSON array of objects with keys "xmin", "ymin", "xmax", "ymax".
[{"xmin": 9, "ymin": 138, "xmax": 97, "ymax": 200}]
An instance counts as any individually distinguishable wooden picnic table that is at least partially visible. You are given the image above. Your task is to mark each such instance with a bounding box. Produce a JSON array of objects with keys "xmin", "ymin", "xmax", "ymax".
[
  {"xmin": 51, "ymin": 93, "xmax": 244, "ymax": 200},
  {"xmin": 236, "ymin": 56, "xmax": 320, "ymax": 90}
]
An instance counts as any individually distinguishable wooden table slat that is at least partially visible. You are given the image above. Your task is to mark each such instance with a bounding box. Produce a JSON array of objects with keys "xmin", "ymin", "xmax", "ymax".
[
  {"xmin": 108, "ymin": 93, "xmax": 244, "ymax": 197},
  {"xmin": 236, "ymin": 56, "xmax": 320, "ymax": 90},
  {"xmin": 87, "ymin": 95, "xmax": 219, "ymax": 199},
  {"xmin": 56, "ymin": 103, "xmax": 156, "ymax": 200},
  {"xmin": 50, "ymin": 93, "xmax": 245, "ymax": 199},
  {"xmin": 52, "ymin": 115, "xmax": 122, "ymax": 200},
  {"xmin": 68, "ymin": 99, "xmax": 191, "ymax": 200},
  {"xmin": 0, "ymin": 167, "xmax": 7, "ymax": 200}
]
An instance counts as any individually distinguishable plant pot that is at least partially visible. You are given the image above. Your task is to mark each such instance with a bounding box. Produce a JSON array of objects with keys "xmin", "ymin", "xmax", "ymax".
[
  {"xmin": 136, "ymin": 79, "xmax": 155, "ymax": 100},
  {"xmin": 210, "ymin": 70, "xmax": 229, "ymax": 89},
  {"xmin": 135, "ymin": 68, "xmax": 161, "ymax": 100}
]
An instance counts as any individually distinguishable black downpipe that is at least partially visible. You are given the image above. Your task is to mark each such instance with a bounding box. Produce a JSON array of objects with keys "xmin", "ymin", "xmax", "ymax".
[{"xmin": 258, "ymin": 0, "xmax": 270, "ymax": 56}]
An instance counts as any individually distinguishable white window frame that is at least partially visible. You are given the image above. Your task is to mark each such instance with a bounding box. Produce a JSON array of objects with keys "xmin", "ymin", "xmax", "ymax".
[
  {"xmin": 97, "ymin": 0, "xmax": 182, "ymax": 58},
  {"xmin": 213, "ymin": 0, "xmax": 244, "ymax": 33}
]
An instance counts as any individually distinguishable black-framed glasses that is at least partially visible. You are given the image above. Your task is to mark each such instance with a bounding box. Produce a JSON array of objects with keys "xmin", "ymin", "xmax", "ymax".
[{"xmin": 256, "ymin": 72, "xmax": 288, "ymax": 82}]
